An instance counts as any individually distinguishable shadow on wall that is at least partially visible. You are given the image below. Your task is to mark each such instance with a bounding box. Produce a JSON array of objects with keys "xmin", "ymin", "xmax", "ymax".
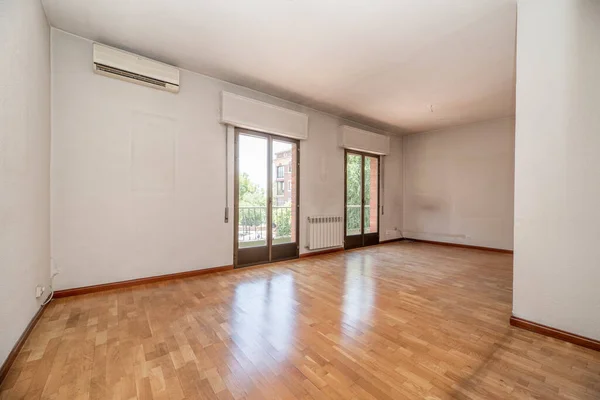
[{"xmin": 413, "ymin": 195, "xmax": 445, "ymax": 212}]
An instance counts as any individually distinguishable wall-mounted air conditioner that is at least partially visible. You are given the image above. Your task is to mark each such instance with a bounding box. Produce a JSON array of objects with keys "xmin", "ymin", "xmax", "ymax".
[{"xmin": 93, "ymin": 43, "xmax": 180, "ymax": 93}]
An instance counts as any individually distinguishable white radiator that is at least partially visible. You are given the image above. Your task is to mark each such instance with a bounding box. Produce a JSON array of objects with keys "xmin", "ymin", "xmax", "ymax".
[{"xmin": 307, "ymin": 216, "xmax": 344, "ymax": 250}]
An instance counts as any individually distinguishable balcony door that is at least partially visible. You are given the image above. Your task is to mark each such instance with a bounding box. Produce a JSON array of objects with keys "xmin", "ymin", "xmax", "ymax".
[
  {"xmin": 234, "ymin": 129, "xmax": 299, "ymax": 268},
  {"xmin": 344, "ymin": 150, "xmax": 379, "ymax": 249}
]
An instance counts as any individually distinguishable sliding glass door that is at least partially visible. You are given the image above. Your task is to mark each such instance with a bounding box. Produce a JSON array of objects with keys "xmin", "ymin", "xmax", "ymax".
[
  {"xmin": 344, "ymin": 150, "xmax": 379, "ymax": 249},
  {"xmin": 234, "ymin": 129, "xmax": 299, "ymax": 267}
]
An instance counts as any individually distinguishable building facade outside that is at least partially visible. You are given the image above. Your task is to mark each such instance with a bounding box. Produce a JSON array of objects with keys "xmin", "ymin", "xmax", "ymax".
[{"xmin": 273, "ymin": 149, "xmax": 297, "ymax": 242}]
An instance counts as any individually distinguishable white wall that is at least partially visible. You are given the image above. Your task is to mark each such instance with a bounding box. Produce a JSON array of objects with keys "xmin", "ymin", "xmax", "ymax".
[
  {"xmin": 513, "ymin": 0, "xmax": 600, "ymax": 340},
  {"xmin": 381, "ymin": 138, "xmax": 403, "ymax": 239},
  {"xmin": 51, "ymin": 29, "xmax": 403, "ymax": 290},
  {"xmin": 0, "ymin": 0, "xmax": 51, "ymax": 366},
  {"xmin": 402, "ymin": 118, "xmax": 515, "ymax": 250}
]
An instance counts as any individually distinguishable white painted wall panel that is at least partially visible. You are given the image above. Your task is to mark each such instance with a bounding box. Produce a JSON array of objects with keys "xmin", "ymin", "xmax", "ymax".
[
  {"xmin": 403, "ymin": 118, "xmax": 515, "ymax": 250},
  {"xmin": 51, "ymin": 30, "xmax": 402, "ymax": 290},
  {"xmin": 131, "ymin": 113, "xmax": 176, "ymax": 192},
  {"xmin": 0, "ymin": 0, "xmax": 51, "ymax": 366},
  {"xmin": 513, "ymin": 0, "xmax": 600, "ymax": 341},
  {"xmin": 381, "ymin": 137, "xmax": 403, "ymax": 240}
]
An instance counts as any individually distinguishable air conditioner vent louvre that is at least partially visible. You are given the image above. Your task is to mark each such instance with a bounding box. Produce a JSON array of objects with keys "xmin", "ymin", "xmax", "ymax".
[{"xmin": 95, "ymin": 63, "xmax": 168, "ymax": 88}]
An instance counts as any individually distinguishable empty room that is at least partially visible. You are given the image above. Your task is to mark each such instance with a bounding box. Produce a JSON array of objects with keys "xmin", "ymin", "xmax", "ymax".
[{"xmin": 1, "ymin": 0, "xmax": 599, "ymax": 399}]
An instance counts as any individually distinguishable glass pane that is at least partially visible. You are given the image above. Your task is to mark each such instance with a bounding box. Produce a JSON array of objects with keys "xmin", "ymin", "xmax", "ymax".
[
  {"xmin": 346, "ymin": 153, "xmax": 362, "ymax": 236},
  {"xmin": 364, "ymin": 156, "xmax": 378, "ymax": 234},
  {"xmin": 272, "ymin": 140, "xmax": 297, "ymax": 245},
  {"xmin": 238, "ymin": 134, "xmax": 268, "ymax": 248}
]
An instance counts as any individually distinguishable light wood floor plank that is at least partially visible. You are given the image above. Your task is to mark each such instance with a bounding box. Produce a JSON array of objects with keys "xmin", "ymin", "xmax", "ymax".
[{"xmin": 1, "ymin": 242, "xmax": 598, "ymax": 399}]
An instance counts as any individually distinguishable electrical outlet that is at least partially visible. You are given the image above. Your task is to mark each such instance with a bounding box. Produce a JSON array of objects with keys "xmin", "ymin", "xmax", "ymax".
[
  {"xmin": 35, "ymin": 285, "xmax": 45, "ymax": 298},
  {"xmin": 385, "ymin": 227, "xmax": 401, "ymax": 238}
]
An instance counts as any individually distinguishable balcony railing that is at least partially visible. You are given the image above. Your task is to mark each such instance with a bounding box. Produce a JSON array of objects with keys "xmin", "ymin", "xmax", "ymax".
[
  {"xmin": 346, "ymin": 204, "xmax": 375, "ymax": 235},
  {"xmin": 238, "ymin": 206, "xmax": 293, "ymax": 247}
]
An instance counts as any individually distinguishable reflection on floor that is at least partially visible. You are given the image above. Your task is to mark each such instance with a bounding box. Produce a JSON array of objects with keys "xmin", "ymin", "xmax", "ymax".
[{"xmin": 1, "ymin": 242, "xmax": 599, "ymax": 399}]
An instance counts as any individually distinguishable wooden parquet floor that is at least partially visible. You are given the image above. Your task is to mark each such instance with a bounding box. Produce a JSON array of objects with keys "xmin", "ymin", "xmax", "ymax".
[{"xmin": 1, "ymin": 242, "xmax": 599, "ymax": 399}]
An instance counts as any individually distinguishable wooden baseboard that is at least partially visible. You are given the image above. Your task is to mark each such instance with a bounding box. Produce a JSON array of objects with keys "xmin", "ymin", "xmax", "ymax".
[
  {"xmin": 406, "ymin": 238, "xmax": 513, "ymax": 254},
  {"xmin": 52, "ymin": 240, "xmax": 398, "ymax": 297},
  {"xmin": 54, "ymin": 264, "xmax": 233, "ymax": 299},
  {"xmin": 510, "ymin": 316, "xmax": 600, "ymax": 351},
  {"xmin": 299, "ymin": 247, "xmax": 344, "ymax": 258},
  {"xmin": 51, "ymin": 239, "xmax": 509, "ymax": 299},
  {"xmin": 0, "ymin": 303, "xmax": 47, "ymax": 385}
]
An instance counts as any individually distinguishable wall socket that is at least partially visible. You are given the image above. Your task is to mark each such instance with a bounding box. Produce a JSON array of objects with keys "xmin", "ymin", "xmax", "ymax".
[
  {"xmin": 35, "ymin": 285, "xmax": 45, "ymax": 298},
  {"xmin": 386, "ymin": 227, "xmax": 400, "ymax": 237}
]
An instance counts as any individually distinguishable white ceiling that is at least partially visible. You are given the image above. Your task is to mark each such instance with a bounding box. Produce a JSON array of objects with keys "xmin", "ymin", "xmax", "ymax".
[{"xmin": 41, "ymin": 0, "xmax": 517, "ymax": 134}]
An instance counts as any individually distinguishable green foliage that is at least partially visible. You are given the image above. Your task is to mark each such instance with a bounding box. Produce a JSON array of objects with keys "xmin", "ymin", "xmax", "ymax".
[
  {"xmin": 346, "ymin": 155, "xmax": 362, "ymax": 233},
  {"xmin": 346, "ymin": 155, "xmax": 373, "ymax": 233},
  {"xmin": 239, "ymin": 173, "xmax": 266, "ymax": 227},
  {"xmin": 274, "ymin": 207, "xmax": 291, "ymax": 238},
  {"xmin": 239, "ymin": 173, "xmax": 266, "ymax": 207},
  {"xmin": 346, "ymin": 155, "xmax": 362, "ymax": 206}
]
